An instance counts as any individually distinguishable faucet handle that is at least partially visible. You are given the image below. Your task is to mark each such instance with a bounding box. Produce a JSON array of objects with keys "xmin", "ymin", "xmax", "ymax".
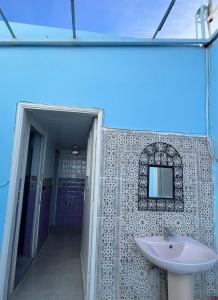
[
  {"xmin": 164, "ymin": 226, "xmax": 176, "ymax": 234},
  {"xmin": 163, "ymin": 226, "xmax": 177, "ymax": 241}
]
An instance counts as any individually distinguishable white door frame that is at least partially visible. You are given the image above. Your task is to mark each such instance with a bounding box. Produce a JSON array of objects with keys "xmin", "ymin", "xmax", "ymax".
[
  {"xmin": 0, "ymin": 102, "xmax": 103, "ymax": 300},
  {"xmin": 5, "ymin": 108, "xmax": 46, "ymax": 295},
  {"xmin": 30, "ymin": 128, "xmax": 47, "ymax": 258},
  {"xmin": 49, "ymin": 150, "xmax": 60, "ymax": 228}
]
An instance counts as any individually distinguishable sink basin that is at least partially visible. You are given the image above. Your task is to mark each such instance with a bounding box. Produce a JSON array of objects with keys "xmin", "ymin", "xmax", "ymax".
[{"xmin": 134, "ymin": 236, "xmax": 218, "ymax": 274}]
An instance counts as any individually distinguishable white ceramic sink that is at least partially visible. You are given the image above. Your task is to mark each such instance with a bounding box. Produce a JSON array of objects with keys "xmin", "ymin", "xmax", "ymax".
[{"xmin": 134, "ymin": 236, "xmax": 218, "ymax": 274}]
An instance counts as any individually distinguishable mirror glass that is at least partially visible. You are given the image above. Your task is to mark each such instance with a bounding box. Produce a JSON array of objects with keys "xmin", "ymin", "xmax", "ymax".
[{"xmin": 148, "ymin": 166, "xmax": 173, "ymax": 199}]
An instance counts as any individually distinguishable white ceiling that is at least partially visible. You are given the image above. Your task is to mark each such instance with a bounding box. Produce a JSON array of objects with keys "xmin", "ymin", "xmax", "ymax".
[{"xmin": 28, "ymin": 109, "xmax": 95, "ymax": 150}]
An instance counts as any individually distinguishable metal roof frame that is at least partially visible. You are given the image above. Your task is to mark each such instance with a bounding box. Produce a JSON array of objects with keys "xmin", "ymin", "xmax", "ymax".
[
  {"xmin": 0, "ymin": 7, "xmax": 16, "ymax": 39},
  {"xmin": 153, "ymin": 0, "xmax": 176, "ymax": 39},
  {"xmin": 0, "ymin": 38, "xmax": 208, "ymax": 47},
  {"xmin": 0, "ymin": 0, "xmax": 218, "ymax": 48},
  {"xmin": 70, "ymin": 0, "xmax": 76, "ymax": 39}
]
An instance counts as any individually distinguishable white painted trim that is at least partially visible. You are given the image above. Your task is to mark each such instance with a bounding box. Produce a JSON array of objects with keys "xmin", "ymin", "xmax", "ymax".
[
  {"xmin": 0, "ymin": 103, "xmax": 27, "ymax": 299},
  {"xmin": 20, "ymin": 101, "xmax": 101, "ymax": 116},
  {"xmin": 7, "ymin": 119, "xmax": 30, "ymax": 294},
  {"xmin": 49, "ymin": 150, "xmax": 60, "ymax": 227},
  {"xmin": 0, "ymin": 102, "xmax": 103, "ymax": 300},
  {"xmin": 80, "ymin": 114, "xmax": 103, "ymax": 300},
  {"xmin": 4, "ymin": 111, "xmax": 47, "ymax": 295},
  {"xmin": 87, "ymin": 112, "xmax": 103, "ymax": 300},
  {"xmin": 27, "ymin": 113, "xmax": 46, "ymax": 137},
  {"xmin": 31, "ymin": 132, "xmax": 47, "ymax": 257},
  {"xmin": 81, "ymin": 118, "xmax": 97, "ymax": 299}
]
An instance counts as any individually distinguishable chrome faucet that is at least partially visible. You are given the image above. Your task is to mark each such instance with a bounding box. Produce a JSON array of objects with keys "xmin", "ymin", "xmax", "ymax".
[{"xmin": 163, "ymin": 226, "xmax": 177, "ymax": 241}]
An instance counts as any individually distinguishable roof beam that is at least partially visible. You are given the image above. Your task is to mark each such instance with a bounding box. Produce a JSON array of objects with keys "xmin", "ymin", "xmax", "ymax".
[
  {"xmin": 0, "ymin": 39, "xmax": 206, "ymax": 47},
  {"xmin": 0, "ymin": 7, "xmax": 16, "ymax": 39},
  {"xmin": 152, "ymin": 0, "xmax": 176, "ymax": 39},
  {"xmin": 70, "ymin": 0, "xmax": 76, "ymax": 39}
]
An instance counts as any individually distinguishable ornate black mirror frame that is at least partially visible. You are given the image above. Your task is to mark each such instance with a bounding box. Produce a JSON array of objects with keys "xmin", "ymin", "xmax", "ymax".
[{"xmin": 138, "ymin": 142, "xmax": 184, "ymax": 212}]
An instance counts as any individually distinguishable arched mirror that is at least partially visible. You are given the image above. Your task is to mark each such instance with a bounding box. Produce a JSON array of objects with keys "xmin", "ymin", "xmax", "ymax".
[{"xmin": 138, "ymin": 142, "xmax": 183, "ymax": 211}]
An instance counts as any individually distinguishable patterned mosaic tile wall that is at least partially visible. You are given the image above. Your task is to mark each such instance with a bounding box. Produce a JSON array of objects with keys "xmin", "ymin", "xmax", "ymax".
[{"xmin": 95, "ymin": 128, "xmax": 217, "ymax": 300}]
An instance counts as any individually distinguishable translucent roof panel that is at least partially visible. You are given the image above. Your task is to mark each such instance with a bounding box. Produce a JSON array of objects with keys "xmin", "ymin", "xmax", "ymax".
[
  {"xmin": 0, "ymin": 0, "xmax": 72, "ymax": 28},
  {"xmin": 0, "ymin": 0, "xmax": 218, "ymax": 40},
  {"xmin": 76, "ymin": 0, "xmax": 211, "ymax": 38},
  {"xmin": 75, "ymin": 0, "xmax": 171, "ymax": 38},
  {"xmin": 0, "ymin": 0, "xmax": 73, "ymax": 39},
  {"xmin": 158, "ymin": 0, "xmax": 207, "ymax": 38}
]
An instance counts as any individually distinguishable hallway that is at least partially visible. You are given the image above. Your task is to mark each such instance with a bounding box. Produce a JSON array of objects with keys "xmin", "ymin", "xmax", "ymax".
[{"xmin": 11, "ymin": 227, "xmax": 84, "ymax": 300}]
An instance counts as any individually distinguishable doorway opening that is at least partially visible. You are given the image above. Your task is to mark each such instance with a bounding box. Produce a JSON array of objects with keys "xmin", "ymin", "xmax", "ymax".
[{"xmin": 0, "ymin": 103, "xmax": 102, "ymax": 300}]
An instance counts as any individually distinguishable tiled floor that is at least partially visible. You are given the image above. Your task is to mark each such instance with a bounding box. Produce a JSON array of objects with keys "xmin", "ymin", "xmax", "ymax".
[
  {"xmin": 14, "ymin": 255, "xmax": 31, "ymax": 287},
  {"xmin": 11, "ymin": 227, "xmax": 84, "ymax": 300}
]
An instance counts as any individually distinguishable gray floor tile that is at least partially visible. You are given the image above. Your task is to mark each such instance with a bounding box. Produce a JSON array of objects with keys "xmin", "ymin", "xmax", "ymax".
[
  {"xmin": 52, "ymin": 292, "xmax": 84, "ymax": 300},
  {"xmin": 15, "ymin": 256, "xmax": 31, "ymax": 286},
  {"xmin": 12, "ymin": 227, "xmax": 84, "ymax": 300},
  {"xmin": 11, "ymin": 292, "xmax": 52, "ymax": 300}
]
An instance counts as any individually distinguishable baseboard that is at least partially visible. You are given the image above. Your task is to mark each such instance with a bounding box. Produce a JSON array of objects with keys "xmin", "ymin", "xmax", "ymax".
[{"xmin": 80, "ymin": 252, "xmax": 87, "ymax": 300}]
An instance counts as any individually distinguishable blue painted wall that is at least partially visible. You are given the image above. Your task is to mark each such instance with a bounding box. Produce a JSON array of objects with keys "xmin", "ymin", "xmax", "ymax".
[
  {"xmin": 208, "ymin": 39, "xmax": 218, "ymax": 248},
  {"xmin": 0, "ymin": 36, "xmax": 206, "ymax": 249}
]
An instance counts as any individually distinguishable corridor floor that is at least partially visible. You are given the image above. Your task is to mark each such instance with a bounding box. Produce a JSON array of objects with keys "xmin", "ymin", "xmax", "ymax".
[{"xmin": 11, "ymin": 227, "xmax": 84, "ymax": 300}]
